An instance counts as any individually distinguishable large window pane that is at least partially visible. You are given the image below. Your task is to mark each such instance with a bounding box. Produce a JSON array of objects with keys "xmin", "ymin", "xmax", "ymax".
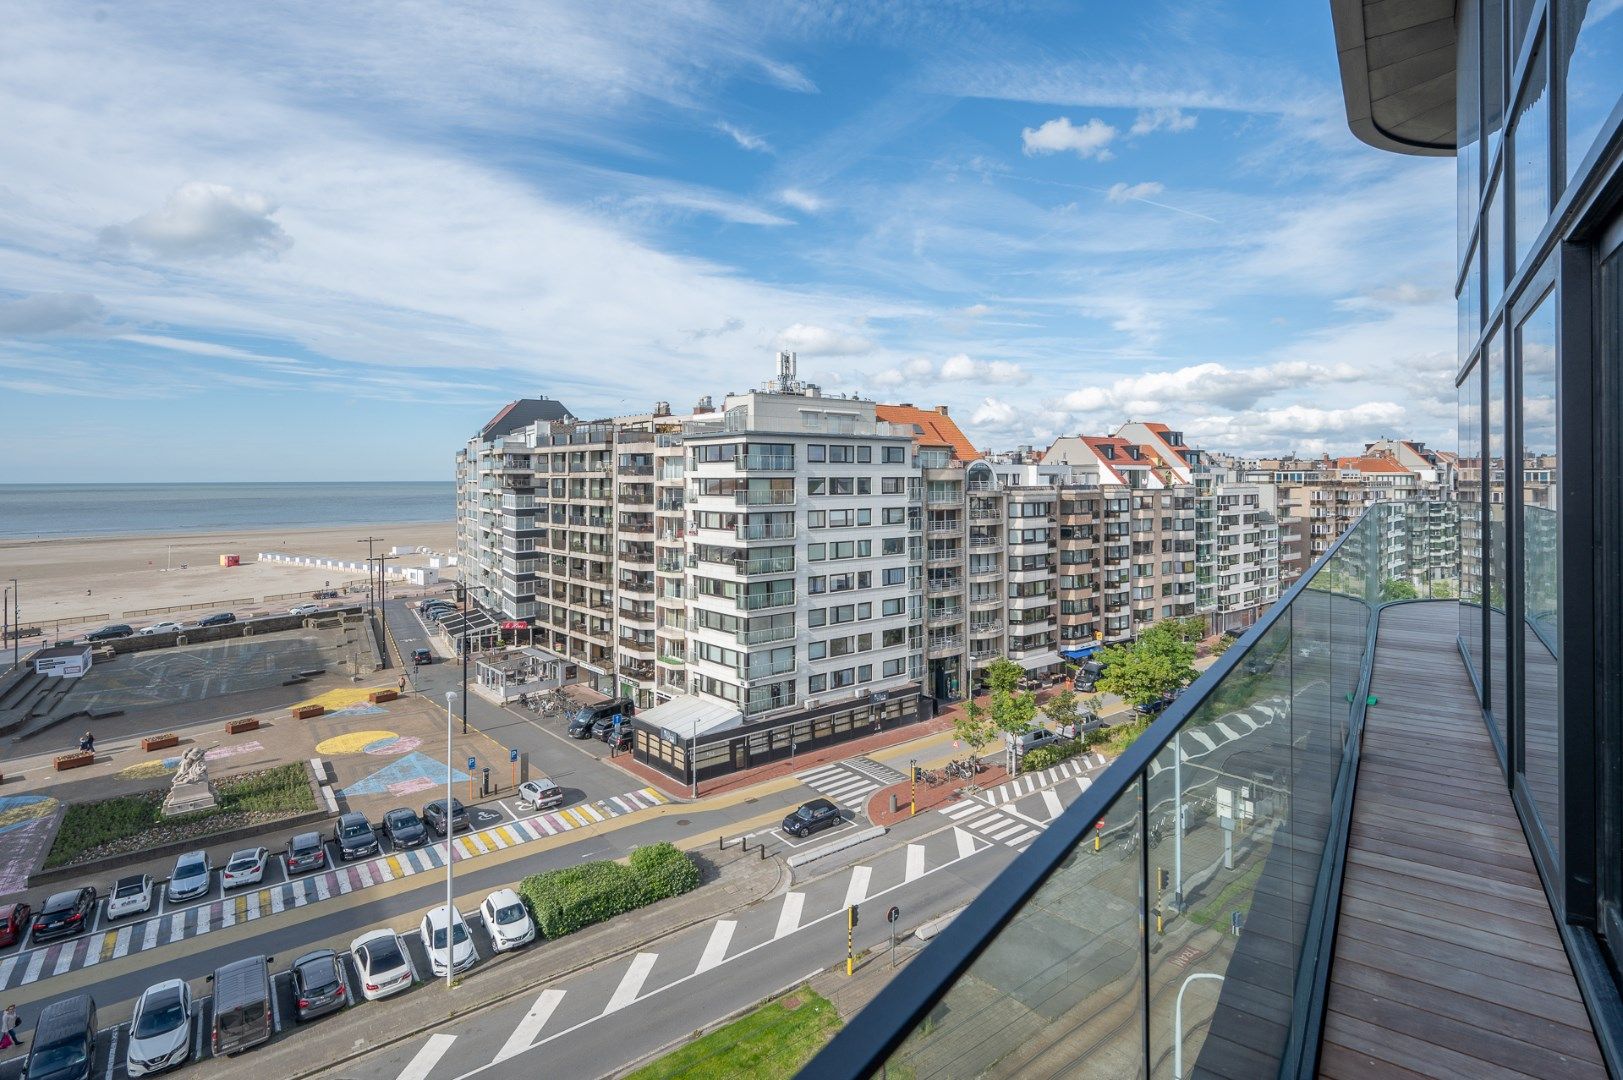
[
  {"xmin": 1511, "ymin": 37, "xmax": 1550, "ymax": 273},
  {"xmin": 1487, "ymin": 173, "xmax": 1506, "ymax": 312},
  {"xmin": 1485, "ymin": 0, "xmax": 1506, "ymax": 149},
  {"xmin": 1460, "ymin": 363, "xmax": 1484, "ymax": 691},
  {"xmin": 1559, "ymin": 0, "xmax": 1623, "ymax": 184},
  {"xmin": 1460, "ymin": 243, "xmax": 1482, "ymax": 362},
  {"xmin": 1487, "ymin": 330, "xmax": 1509, "ymax": 750},
  {"xmin": 1459, "ymin": 0, "xmax": 1482, "ymax": 265},
  {"xmin": 1518, "ymin": 288, "xmax": 1560, "ymax": 849}
]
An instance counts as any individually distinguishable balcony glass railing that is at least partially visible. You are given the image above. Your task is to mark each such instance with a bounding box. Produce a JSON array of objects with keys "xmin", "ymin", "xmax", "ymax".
[{"xmin": 807, "ymin": 499, "xmax": 1457, "ymax": 1079}]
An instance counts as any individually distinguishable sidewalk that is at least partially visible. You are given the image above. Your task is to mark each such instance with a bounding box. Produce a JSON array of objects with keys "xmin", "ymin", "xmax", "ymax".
[{"xmin": 213, "ymin": 844, "xmax": 789, "ymax": 1080}]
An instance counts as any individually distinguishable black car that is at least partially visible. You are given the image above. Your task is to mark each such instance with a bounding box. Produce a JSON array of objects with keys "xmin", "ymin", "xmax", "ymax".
[
  {"xmin": 290, "ymin": 949, "xmax": 348, "ymax": 1022},
  {"xmin": 422, "ymin": 798, "xmax": 469, "ymax": 836},
  {"xmin": 591, "ymin": 713, "xmax": 630, "ymax": 741},
  {"xmin": 418, "ymin": 598, "xmax": 453, "ymax": 614},
  {"xmin": 380, "ymin": 807, "xmax": 428, "ymax": 848},
  {"xmin": 410, "ymin": 647, "xmax": 433, "ymax": 665},
  {"xmin": 197, "ymin": 612, "xmax": 236, "ymax": 627},
  {"xmin": 782, "ymin": 798, "xmax": 842, "ymax": 838},
  {"xmin": 84, "ymin": 624, "xmax": 134, "ymax": 642},
  {"xmin": 333, "ymin": 813, "xmax": 380, "ymax": 861},
  {"xmin": 568, "ymin": 698, "xmax": 634, "ymax": 739},
  {"xmin": 25, "ymin": 993, "xmax": 96, "ymax": 1080},
  {"xmin": 605, "ymin": 728, "xmax": 633, "ymax": 753},
  {"xmin": 285, "ymin": 831, "xmax": 328, "ymax": 874},
  {"xmin": 31, "ymin": 887, "xmax": 96, "ymax": 942}
]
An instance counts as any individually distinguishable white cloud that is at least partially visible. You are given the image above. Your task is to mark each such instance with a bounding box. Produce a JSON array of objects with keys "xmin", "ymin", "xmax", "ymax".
[
  {"xmin": 939, "ymin": 353, "xmax": 1028, "ymax": 384},
  {"xmin": 1060, "ymin": 359, "xmax": 1364, "ymax": 416},
  {"xmin": 758, "ymin": 58, "xmax": 818, "ymax": 94},
  {"xmin": 1130, "ymin": 106, "xmax": 1197, "ymax": 135},
  {"xmin": 0, "ymin": 292, "xmax": 107, "ymax": 334},
  {"xmin": 776, "ymin": 322, "xmax": 873, "ymax": 356},
  {"xmin": 1021, "ymin": 116, "xmax": 1116, "ymax": 160},
  {"xmin": 960, "ymin": 303, "xmax": 991, "ymax": 317},
  {"xmin": 624, "ymin": 188, "xmax": 792, "ymax": 226},
  {"xmin": 971, "ymin": 397, "xmax": 1020, "ymax": 427},
  {"xmin": 100, "ymin": 182, "xmax": 292, "ymax": 259},
  {"xmin": 716, "ymin": 121, "xmax": 770, "ymax": 152},
  {"xmin": 777, "ymin": 187, "xmax": 827, "ymax": 213},
  {"xmin": 1106, "ymin": 181, "xmax": 1165, "ymax": 203}
]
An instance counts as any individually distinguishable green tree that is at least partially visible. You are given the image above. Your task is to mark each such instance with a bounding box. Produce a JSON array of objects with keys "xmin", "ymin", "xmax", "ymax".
[
  {"xmin": 1381, "ymin": 578, "xmax": 1420, "ymax": 601},
  {"xmin": 1097, "ymin": 622, "xmax": 1198, "ymax": 707},
  {"xmin": 964, "ymin": 657, "xmax": 1038, "ymax": 744},
  {"xmin": 952, "ymin": 706, "xmax": 998, "ymax": 759},
  {"xmin": 1041, "ymin": 687, "xmax": 1082, "ymax": 733},
  {"xmin": 1212, "ymin": 632, "xmax": 1238, "ymax": 657},
  {"xmin": 1430, "ymin": 578, "xmax": 1456, "ymax": 599}
]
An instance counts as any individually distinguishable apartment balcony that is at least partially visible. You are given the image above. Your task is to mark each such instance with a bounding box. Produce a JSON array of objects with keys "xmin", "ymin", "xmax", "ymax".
[
  {"xmin": 926, "ymin": 576, "xmax": 962, "ymax": 595},
  {"xmin": 735, "ymin": 453, "xmax": 795, "ymax": 472},
  {"xmin": 968, "ymin": 619, "xmax": 1003, "ymax": 634},
  {"xmin": 808, "ymin": 501, "xmax": 1607, "ymax": 1080},
  {"xmin": 926, "ymin": 546, "xmax": 962, "ymax": 563},
  {"xmin": 967, "ymin": 535, "xmax": 1000, "ymax": 548},
  {"xmin": 736, "ymin": 522, "xmax": 795, "ymax": 542},
  {"xmin": 927, "ymin": 518, "xmax": 965, "ymax": 533},
  {"xmin": 926, "ymin": 636, "xmax": 963, "ymax": 658},
  {"xmin": 736, "ymin": 555, "xmax": 795, "ymax": 576},
  {"xmin": 743, "ymin": 685, "xmax": 796, "ymax": 716},
  {"xmin": 736, "ymin": 590, "xmax": 795, "ymax": 611},
  {"xmin": 617, "ymin": 659, "xmax": 655, "ymax": 682},
  {"xmin": 968, "ymin": 593, "xmax": 1001, "ymax": 610},
  {"xmin": 926, "ymin": 491, "xmax": 962, "ymax": 506},
  {"xmin": 737, "ymin": 623, "xmax": 796, "ymax": 647},
  {"xmin": 735, "ymin": 489, "xmax": 796, "ymax": 506}
]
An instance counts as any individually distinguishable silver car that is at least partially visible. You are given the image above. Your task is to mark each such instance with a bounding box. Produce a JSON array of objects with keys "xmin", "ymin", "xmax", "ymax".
[{"xmin": 167, "ymin": 850, "xmax": 210, "ymax": 903}]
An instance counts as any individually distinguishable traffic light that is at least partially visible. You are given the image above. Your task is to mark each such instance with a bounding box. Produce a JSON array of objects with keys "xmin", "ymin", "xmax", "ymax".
[
  {"xmin": 1156, "ymin": 867, "xmax": 1169, "ymax": 894},
  {"xmin": 848, "ymin": 904, "xmax": 859, "ymax": 929},
  {"xmin": 912, "ymin": 766, "xmax": 923, "ymax": 782}
]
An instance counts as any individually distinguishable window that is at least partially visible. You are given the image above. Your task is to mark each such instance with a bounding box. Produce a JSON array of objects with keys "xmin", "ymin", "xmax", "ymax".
[
  {"xmin": 829, "ymin": 445, "xmax": 854, "ymax": 463},
  {"xmin": 808, "ymin": 543, "xmax": 826, "ymax": 561},
  {"xmin": 1559, "ymin": 0, "xmax": 1623, "ymax": 185},
  {"xmin": 883, "ymin": 446, "xmax": 906, "ymax": 464},
  {"xmin": 831, "ymin": 605, "xmax": 856, "ymax": 623},
  {"xmin": 857, "ymin": 446, "xmax": 872, "ymax": 463},
  {"xmin": 882, "ymin": 598, "xmax": 905, "ymax": 616},
  {"xmin": 1518, "ymin": 288, "xmax": 1559, "ymax": 847},
  {"xmin": 809, "ymin": 609, "xmax": 827, "ymax": 628},
  {"xmin": 882, "ymin": 628, "xmax": 905, "ymax": 647},
  {"xmin": 857, "ymin": 509, "xmax": 872, "ymax": 526},
  {"xmin": 807, "ymin": 478, "xmax": 826, "ymax": 496},
  {"xmin": 1510, "ymin": 37, "xmax": 1549, "ymax": 273},
  {"xmin": 883, "ymin": 507, "xmax": 906, "ymax": 525},
  {"xmin": 858, "ymin": 664, "xmax": 872, "ymax": 682},
  {"xmin": 831, "ymin": 668, "xmax": 855, "ymax": 688},
  {"xmin": 830, "ymin": 477, "xmax": 854, "ymax": 496},
  {"xmin": 808, "ymin": 641, "xmax": 827, "ymax": 660},
  {"xmin": 807, "ymin": 444, "xmax": 827, "ymax": 463},
  {"xmin": 883, "ymin": 658, "xmax": 906, "ymax": 677},
  {"xmin": 807, "ymin": 674, "xmax": 826, "ymax": 693},
  {"xmin": 808, "ymin": 576, "xmax": 826, "ymax": 594},
  {"xmin": 883, "ymin": 536, "xmax": 905, "ymax": 555},
  {"xmin": 857, "ymin": 478, "xmax": 871, "ymax": 495},
  {"xmin": 857, "ymin": 603, "xmax": 872, "ymax": 619},
  {"xmin": 883, "ymin": 567, "xmax": 906, "ymax": 586},
  {"xmin": 808, "ymin": 510, "xmax": 826, "ymax": 528}
]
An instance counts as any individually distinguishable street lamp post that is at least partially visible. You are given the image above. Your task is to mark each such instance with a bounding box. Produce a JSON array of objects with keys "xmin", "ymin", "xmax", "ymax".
[
  {"xmin": 8, "ymin": 578, "xmax": 17, "ymax": 669},
  {"xmin": 357, "ymin": 537, "xmax": 383, "ymax": 619},
  {"xmin": 444, "ymin": 689, "xmax": 456, "ymax": 992},
  {"xmin": 1174, "ymin": 972, "xmax": 1224, "ymax": 1080},
  {"xmin": 458, "ymin": 580, "xmax": 469, "ymax": 736}
]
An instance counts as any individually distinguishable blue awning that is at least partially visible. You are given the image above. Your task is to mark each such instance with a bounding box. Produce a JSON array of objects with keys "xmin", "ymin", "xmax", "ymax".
[{"xmin": 1060, "ymin": 644, "xmax": 1100, "ymax": 660}]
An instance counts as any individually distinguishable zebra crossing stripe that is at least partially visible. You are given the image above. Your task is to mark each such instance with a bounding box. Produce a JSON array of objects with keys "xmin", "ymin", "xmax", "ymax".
[
  {"xmin": 985, "ymin": 821, "xmax": 1026, "ymax": 841},
  {"xmin": 141, "ymin": 917, "xmax": 160, "ymax": 952},
  {"xmin": 607, "ymin": 796, "xmax": 632, "ymax": 813},
  {"xmin": 314, "ymin": 876, "xmax": 331, "ymax": 902},
  {"xmin": 642, "ymin": 786, "xmax": 667, "ymax": 804},
  {"xmin": 112, "ymin": 926, "xmax": 133, "ymax": 960},
  {"xmin": 1008, "ymin": 829, "xmax": 1039, "ymax": 847},
  {"xmin": 956, "ymin": 827, "xmax": 977, "ymax": 859},
  {"xmin": 270, "ymin": 888, "xmax": 285, "ymax": 915},
  {"xmin": 387, "ymin": 855, "xmax": 406, "ymax": 878},
  {"xmin": 52, "ymin": 942, "xmax": 76, "ymax": 977},
  {"xmin": 347, "ymin": 867, "xmax": 364, "ymax": 891},
  {"xmin": 452, "ymin": 839, "xmax": 472, "ymax": 860},
  {"xmin": 1216, "ymin": 722, "xmax": 1240, "ymax": 740},
  {"xmin": 246, "ymin": 892, "xmax": 261, "ymax": 921},
  {"xmin": 235, "ymin": 895, "xmax": 249, "ymax": 923},
  {"xmin": 92, "ymin": 932, "xmax": 115, "ymax": 966},
  {"xmin": 1041, "ymin": 790, "xmax": 1065, "ymax": 821},
  {"xmin": 581, "ymin": 804, "xmax": 607, "ymax": 823},
  {"xmin": 1186, "ymin": 730, "xmax": 1218, "ymax": 752},
  {"xmin": 0, "ymin": 954, "xmax": 18, "ymax": 989},
  {"xmin": 21, "ymin": 947, "xmax": 47, "ymax": 985},
  {"xmin": 169, "ymin": 912, "xmax": 185, "ymax": 939},
  {"xmin": 937, "ymin": 800, "xmax": 978, "ymax": 818},
  {"xmin": 499, "ymin": 826, "xmax": 522, "ymax": 846},
  {"xmin": 357, "ymin": 862, "xmax": 376, "ymax": 887}
]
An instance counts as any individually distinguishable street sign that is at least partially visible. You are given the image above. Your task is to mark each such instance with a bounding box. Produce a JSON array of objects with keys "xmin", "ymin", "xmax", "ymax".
[
  {"xmin": 613, "ymin": 713, "xmax": 622, "ymax": 728},
  {"xmin": 466, "ymin": 756, "xmax": 476, "ymax": 771},
  {"xmin": 887, "ymin": 905, "xmax": 900, "ymax": 924},
  {"xmin": 509, "ymin": 748, "xmax": 519, "ymax": 763}
]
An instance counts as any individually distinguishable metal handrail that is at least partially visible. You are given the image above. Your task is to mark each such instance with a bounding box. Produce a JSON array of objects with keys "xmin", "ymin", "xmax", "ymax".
[{"xmin": 804, "ymin": 501, "xmax": 1405, "ymax": 1078}]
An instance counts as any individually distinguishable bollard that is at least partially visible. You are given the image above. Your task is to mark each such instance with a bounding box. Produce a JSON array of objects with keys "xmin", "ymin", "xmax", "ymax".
[
  {"xmin": 759, "ymin": 844, "xmax": 767, "ymax": 860},
  {"xmin": 718, "ymin": 835, "xmax": 725, "ymax": 851},
  {"xmin": 889, "ymin": 793, "xmax": 899, "ymax": 813},
  {"xmin": 741, "ymin": 835, "xmax": 749, "ymax": 852}
]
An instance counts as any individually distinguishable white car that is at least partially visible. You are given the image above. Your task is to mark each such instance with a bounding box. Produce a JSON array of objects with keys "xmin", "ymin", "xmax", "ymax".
[
  {"xmin": 106, "ymin": 874, "xmax": 154, "ymax": 920},
  {"xmin": 220, "ymin": 847, "xmax": 269, "ymax": 889},
  {"xmin": 349, "ymin": 929, "xmax": 414, "ymax": 1001},
  {"xmin": 419, "ymin": 904, "xmax": 477, "ymax": 976},
  {"xmin": 480, "ymin": 889, "xmax": 536, "ymax": 953},
  {"xmin": 289, "ymin": 604, "xmax": 321, "ymax": 616},
  {"xmin": 139, "ymin": 621, "xmax": 183, "ymax": 636},
  {"xmin": 126, "ymin": 979, "xmax": 193, "ymax": 1076}
]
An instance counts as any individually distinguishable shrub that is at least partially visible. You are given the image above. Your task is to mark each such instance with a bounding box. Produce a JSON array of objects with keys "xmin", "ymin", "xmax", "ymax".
[
  {"xmin": 519, "ymin": 861, "xmax": 642, "ymax": 939},
  {"xmin": 1021, "ymin": 740, "xmax": 1086, "ymax": 772},
  {"xmin": 630, "ymin": 842, "xmax": 701, "ymax": 902}
]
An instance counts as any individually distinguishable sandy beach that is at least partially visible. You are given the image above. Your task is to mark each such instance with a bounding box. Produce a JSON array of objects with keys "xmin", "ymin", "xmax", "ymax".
[{"xmin": 2, "ymin": 522, "xmax": 458, "ymax": 637}]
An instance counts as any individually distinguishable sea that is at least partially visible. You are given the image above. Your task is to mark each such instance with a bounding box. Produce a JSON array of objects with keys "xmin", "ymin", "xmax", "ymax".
[{"xmin": 0, "ymin": 482, "xmax": 456, "ymax": 539}]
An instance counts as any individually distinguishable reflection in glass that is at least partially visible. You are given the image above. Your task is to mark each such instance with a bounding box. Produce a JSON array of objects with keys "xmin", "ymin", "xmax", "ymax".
[
  {"xmin": 1559, "ymin": 0, "xmax": 1623, "ymax": 184},
  {"xmin": 1460, "ymin": 363, "xmax": 1484, "ymax": 691},
  {"xmin": 1486, "ymin": 174, "xmax": 1506, "ymax": 312},
  {"xmin": 1487, "ymin": 331, "xmax": 1509, "ymax": 750},
  {"xmin": 1519, "ymin": 289, "xmax": 1559, "ymax": 849},
  {"xmin": 1511, "ymin": 38, "xmax": 1549, "ymax": 272},
  {"xmin": 1459, "ymin": 246, "xmax": 1481, "ymax": 363},
  {"xmin": 1484, "ymin": 0, "xmax": 1506, "ymax": 149},
  {"xmin": 1459, "ymin": 0, "xmax": 1482, "ymax": 264}
]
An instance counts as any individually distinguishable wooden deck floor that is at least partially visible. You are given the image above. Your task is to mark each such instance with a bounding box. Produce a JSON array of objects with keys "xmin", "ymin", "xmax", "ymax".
[{"xmin": 1318, "ymin": 602, "xmax": 1607, "ymax": 1080}]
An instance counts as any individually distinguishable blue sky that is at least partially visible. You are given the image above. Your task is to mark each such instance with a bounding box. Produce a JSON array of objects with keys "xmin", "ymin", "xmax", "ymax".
[{"xmin": 0, "ymin": 0, "xmax": 1455, "ymax": 482}]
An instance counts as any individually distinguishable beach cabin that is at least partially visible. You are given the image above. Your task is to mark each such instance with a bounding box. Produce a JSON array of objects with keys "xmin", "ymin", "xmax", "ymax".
[{"xmin": 32, "ymin": 644, "xmax": 93, "ymax": 678}]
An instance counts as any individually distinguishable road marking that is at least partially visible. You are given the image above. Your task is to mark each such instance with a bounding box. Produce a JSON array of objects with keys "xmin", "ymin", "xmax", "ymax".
[
  {"xmin": 774, "ymin": 893, "xmax": 805, "ymax": 939},
  {"xmin": 388, "ymin": 855, "xmax": 406, "ymax": 879},
  {"xmin": 105, "ymin": 1023, "xmax": 119, "ymax": 1078},
  {"xmin": 985, "ymin": 821, "xmax": 1025, "ymax": 841},
  {"xmin": 112, "ymin": 925, "xmax": 133, "ymax": 960},
  {"xmin": 844, "ymin": 866, "xmax": 871, "ymax": 909},
  {"xmin": 1216, "ymin": 721, "xmax": 1241, "ymax": 741},
  {"xmin": 1042, "ymin": 789, "xmax": 1065, "ymax": 821},
  {"xmin": 0, "ymin": 955, "xmax": 17, "ymax": 988},
  {"xmin": 1009, "ymin": 830, "xmax": 1039, "ymax": 847},
  {"xmin": 695, "ymin": 920, "xmax": 735, "ymax": 975},
  {"xmin": 905, "ymin": 844, "xmax": 926, "ymax": 883},
  {"xmin": 270, "ymin": 888, "xmax": 285, "ymax": 915},
  {"xmin": 270, "ymin": 971, "xmax": 283, "ymax": 1032},
  {"xmin": 488, "ymin": 829, "xmax": 509, "ymax": 849},
  {"xmin": 84, "ymin": 932, "xmax": 110, "ymax": 967},
  {"xmin": 604, "ymin": 952, "xmax": 658, "ymax": 1014},
  {"xmin": 52, "ymin": 942, "xmax": 75, "ymax": 977},
  {"xmin": 314, "ymin": 876, "xmax": 332, "ymax": 902},
  {"xmin": 1077, "ymin": 776, "xmax": 1093, "ymax": 795},
  {"xmin": 579, "ymin": 804, "xmax": 606, "ymax": 823},
  {"xmin": 495, "ymin": 988, "xmax": 566, "ymax": 1062},
  {"xmin": 397, "ymin": 1033, "xmax": 457, "ymax": 1080},
  {"xmin": 955, "ymin": 827, "xmax": 977, "ymax": 860},
  {"xmin": 1187, "ymin": 730, "xmax": 1218, "ymax": 752},
  {"xmin": 20, "ymin": 946, "xmax": 47, "ymax": 984},
  {"xmin": 141, "ymin": 918, "xmax": 160, "ymax": 951},
  {"xmin": 937, "ymin": 800, "xmax": 978, "ymax": 819},
  {"xmin": 247, "ymin": 890, "xmax": 262, "ymax": 920},
  {"xmin": 169, "ymin": 912, "xmax": 185, "ymax": 940}
]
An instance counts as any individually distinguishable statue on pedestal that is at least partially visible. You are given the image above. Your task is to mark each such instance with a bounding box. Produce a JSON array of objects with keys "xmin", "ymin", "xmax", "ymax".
[{"xmin": 162, "ymin": 744, "xmax": 220, "ymax": 817}]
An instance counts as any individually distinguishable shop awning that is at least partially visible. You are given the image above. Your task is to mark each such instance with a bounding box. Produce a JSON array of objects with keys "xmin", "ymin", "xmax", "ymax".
[
  {"xmin": 635, "ymin": 695, "xmax": 743, "ymax": 742},
  {"xmin": 1014, "ymin": 651, "xmax": 1061, "ymax": 671},
  {"xmin": 1060, "ymin": 643, "xmax": 1101, "ymax": 660}
]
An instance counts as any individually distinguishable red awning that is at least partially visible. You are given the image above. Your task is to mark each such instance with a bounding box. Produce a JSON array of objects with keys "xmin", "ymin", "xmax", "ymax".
[{"xmin": 501, "ymin": 620, "xmax": 531, "ymax": 630}]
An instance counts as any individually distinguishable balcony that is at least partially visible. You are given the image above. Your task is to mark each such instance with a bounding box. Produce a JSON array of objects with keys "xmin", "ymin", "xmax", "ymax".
[
  {"xmin": 736, "ymin": 453, "xmax": 795, "ymax": 472},
  {"xmin": 926, "ymin": 636, "xmax": 963, "ymax": 657},
  {"xmin": 806, "ymin": 500, "xmax": 1605, "ymax": 1079},
  {"xmin": 737, "ymin": 589, "xmax": 795, "ymax": 611},
  {"xmin": 737, "ymin": 623, "xmax": 795, "ymax": 646},
  {"xmin": 737, "ymin": 555, "xmax": 795, "ymax": 576},
  {"xmin": 736, "ymin": 522, "xmax": 795, "ymax": 542},
  {"xmin": 735, "ymin": 489, "xmax": 796, "ymax": 506}
]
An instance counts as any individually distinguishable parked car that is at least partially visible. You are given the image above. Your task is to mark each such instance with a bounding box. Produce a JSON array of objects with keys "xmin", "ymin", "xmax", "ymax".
[
  {"xmin": 138, "ymin": 621, "xmax": 183, "ymax": 636},
  {"xmin": 380, "ymin": 807, "xmax": 428, "ymax": 849},
  {"xmin": 1009, "ymin": 726, "xmax": 1067, "ymax": 755},
  {"xmin": 166, "ymin": 850, "xmax": 211, "ymax": 902},
  {"xmin": 312, "ymin": 589, "xmax": 339, "ymax": 599},
  {"xmin": 32, "ymin": 887, "xmax": 96, "ymax": 942},
  {"xmin": 567, "ymin": 697, "xmax": 634, "ymax": 738},
  {"xmin": 196, "ymin": 612, "xmax": 236, "ymax": 627},
  {"xmin": 288, "ymin": 604, "xmax": 320, "ymax": 616},
  {"xmin": 781, "ymin": 798, "xmax": 842, "ymax": 838},
  {"xmin": 333, "ymin": 813, "xmax": 380, "ymax": 861},
  {"xmin": 1134, "ymin": 697, "xmax": 1172, "ymax": 716},
  {"xmin": 422, "ymin": 798, "xmax": 469, "ymax": 837},
  {"xmin": 84, "ymin": 623, "xmax": 134, "ymax": 641},
  {"xmin": 220, "ymin": 847, "xmax": 270, "ymax": 890},
  {"xmin": 349, "ymin": 929, "xmax": 413, "ymax": 1001},
  {"xmin": 409, "ymin": 647, "xmax": 433, "ymax": 665},
  {"xmin": 0, "ymin": 901, "xmax": 32, "ymax": 947},
  {"xmin": 284, "ymin": 832, "xmax": 328, "ymax": 875},
  {"xmin": 208, "ymin": 955, "xmax": 274, "ymax": 1056},
  {"xmin": 290, "ymin": 949, "xmax": 349, "ymax": 1022},
  {"xmin": 106, "ymin": 874, "xmax": 154, "ymax": 920},
  {"xmin": 24, "ymin": 993, "xmax": 96, "ymax": 1080},
  {"xmin": 1073, "ymin": 659, "xmax": 1105, "ymax": 692},
  {"xmin": 126, "ymin": 979, "xmax": 193, "ymax": 1077},
  {"xmin": 517, "ymin": 778, "xmax": 565, "ymax": 811},
  {"xmin": 606, "ymin": 727, "xmax": 633, "ymax": 753},
  {"xmin": 480, "ymin": 888, "xmax": 536, "ymax": 952},
  {"xmin": 591, "ymin": 712, "xmax": 632, "ymax": 741},
  {"xmin": 419, "ymin": 905, "xmax": 477, "ymax": 976}
]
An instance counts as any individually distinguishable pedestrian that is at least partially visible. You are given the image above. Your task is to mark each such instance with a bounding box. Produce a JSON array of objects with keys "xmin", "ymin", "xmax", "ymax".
[
  {"xmin": 397, "ymin": 674, "xmax": 407, "ymax": 694},
  {"xmin": 78, "ymin": 731, "xmax": 94, "ymax": 754},
  {"xmin": 1, "ymin": 1003, "xmax": 20, "ymax": 1049}
]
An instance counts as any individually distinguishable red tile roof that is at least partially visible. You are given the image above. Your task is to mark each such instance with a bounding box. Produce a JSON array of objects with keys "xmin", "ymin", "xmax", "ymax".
[
  {"xmin": 876, "ymin": 405, "xmax": 979, "ymax": 461},
  {"xmin": 1335, "ymin": 455, "xmax": 1411, "ymax": 475}
]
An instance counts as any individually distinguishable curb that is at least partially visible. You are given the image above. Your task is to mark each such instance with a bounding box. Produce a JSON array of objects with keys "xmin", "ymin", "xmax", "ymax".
[
  {"xmin": 785, "ymin": 826, "xmax": 887, "ymax": 868},
  {"xmin": 915, "ymin": 905, "xmax": 966, "ymax": 941},
  {"xmin": 271, "ymin": 852, "xmax": 790, "ymax": 1080}
]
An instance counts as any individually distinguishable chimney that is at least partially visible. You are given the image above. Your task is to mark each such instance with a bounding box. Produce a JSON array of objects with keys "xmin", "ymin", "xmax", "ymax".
[{"xmin": 934, "ymin": 405, "xmax": 950, "ymax": 416}]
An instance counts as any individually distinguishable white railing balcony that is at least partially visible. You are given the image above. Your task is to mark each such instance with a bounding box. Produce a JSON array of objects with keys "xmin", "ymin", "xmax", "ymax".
[{"xmin": 737, "ymin": 590, "xmax": 796, "ymax": 611}]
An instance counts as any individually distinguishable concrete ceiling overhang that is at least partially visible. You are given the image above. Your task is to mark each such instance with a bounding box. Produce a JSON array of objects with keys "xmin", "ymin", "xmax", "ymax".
[{"xmin": 1330, "ymin": 0, "xmax": 1458, "ymax": 156}]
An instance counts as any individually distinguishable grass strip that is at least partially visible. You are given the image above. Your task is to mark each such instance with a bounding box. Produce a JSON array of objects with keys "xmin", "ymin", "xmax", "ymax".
[{"xmin": 625, "ymin": 985, "xmax": 842, "ymax": 1080}]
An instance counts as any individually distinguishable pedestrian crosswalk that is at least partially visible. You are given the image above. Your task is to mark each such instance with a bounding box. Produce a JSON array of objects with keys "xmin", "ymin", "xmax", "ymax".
[
  {"xmin": 1144, "ymin": 699, "xmax": 1284, "ymax": 778},
  {"xmin": 376, "ymin": 823, "xmax": 990, "ymax": 1080},
  {"xmin": 795, "ymin": 760, "xmax": 891, "ymax": 810},
  {"xmin": 982, "ymin": 755, "xmax": 1102, "ymax": 804},
  {"xmin": 0, "ymin": 785, "xmax": 670, "ymax": 994},
  {"xmin": 936, "ymin": 798, "xmax": 1045, "ymax": 850}
]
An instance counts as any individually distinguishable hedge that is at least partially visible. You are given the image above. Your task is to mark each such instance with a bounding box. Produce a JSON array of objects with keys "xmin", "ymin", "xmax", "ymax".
[
  {"xmin": 519, "ymin": 842, "xmax": 701, "ymax": 939},
  {"xmin": 1021, "ymin": 739, "xmax": 1086, "ymax": 772}
]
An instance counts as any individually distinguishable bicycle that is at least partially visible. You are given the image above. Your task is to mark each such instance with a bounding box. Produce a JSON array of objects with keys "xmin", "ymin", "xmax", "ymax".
[{"xmin": 923, "ymin": 769, "xmax": 948, "ymax": 787}]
